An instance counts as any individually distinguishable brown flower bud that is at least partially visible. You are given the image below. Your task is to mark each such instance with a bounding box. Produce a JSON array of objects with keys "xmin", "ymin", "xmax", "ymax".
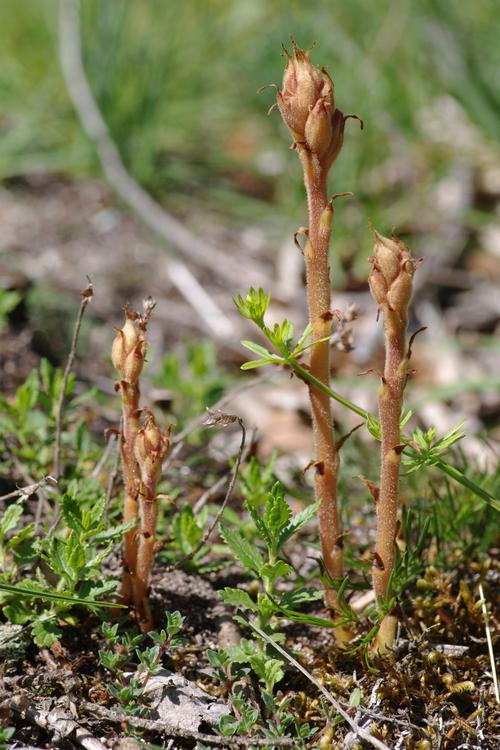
[
  {"xmin": 135, "ymin": 412, "xmax": 170, "ymax": 483},
  {"xmin": 322, "ymin": 107, "xmax": 346, "ymax": 169},
  {"xmin": 304, "ymin": 98, "xmax": 333, "ymax": 158},
  {"xmin": 369, "ymin": 230, "xmax": 415, "ymax": 316},
  {"xmin": 278, "ymin": 41, "xmax": 333, "ymax": 140},
  {"xmin": 373, "ymin": 232, "xmax": 400, "ymax": 286},
  {"xmin": 368, "ymin": 265, "xmax": 388, "ymax": 306},
  {"xmin": 123, "ymin": 340, "xmax": 146, "ymax": 384},
  {"xmin": 387, "ymin": 263, "xmax": 414, "ymax": 313},
  {"xmin": 111, "ymin": 306, "xmax": 146, "ymax": 384}
]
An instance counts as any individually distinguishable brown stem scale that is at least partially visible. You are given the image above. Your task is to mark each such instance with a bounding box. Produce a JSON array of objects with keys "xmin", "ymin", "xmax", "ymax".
[
  {"xmin": 300, "ymin": 158, "xmax": 342, "ymax": 607},
  {"xmin": 272, "ymin": 41, "xmax": 359, "ymax": 636},
  {"xmin": 368, "ymin": 231, "xmax": 416, "ymax": 653}
]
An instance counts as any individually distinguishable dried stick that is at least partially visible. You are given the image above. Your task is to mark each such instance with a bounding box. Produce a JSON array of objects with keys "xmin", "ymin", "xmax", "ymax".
[
  {"xmin": 54, "ymin": 282, "xmax": 93, "ymax": 481},
  {"xmin": 80, "ymin": 700, "xmax": 296, "ymax": 746},
  {"xmin": 8, "ymin": 694, "xmax": 107, "ymax": 750},
  {"xmin": 0, "ymin": 475, "xmax": 57, "ymax": 503},
  {"xmin": 271, "ymin": 41, "xmax": 358, "ymax": 631},
  {"xmin": 368, "ymin": 230, "xmax": 416, "ymax": 653}
]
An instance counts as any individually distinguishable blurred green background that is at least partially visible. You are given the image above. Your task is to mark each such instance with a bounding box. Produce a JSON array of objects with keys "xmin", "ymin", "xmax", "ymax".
[{"xmin": 1, "ymin": 1, "xmax": 500, "ymax": 279}]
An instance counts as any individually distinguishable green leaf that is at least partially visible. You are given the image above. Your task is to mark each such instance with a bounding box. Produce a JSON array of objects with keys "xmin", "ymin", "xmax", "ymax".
[
  {"xmin": 0, "ymin": 582, "xmax": 124, "ymax": 607},
  {"xmin": 245, "ymin": 501, "xmax": 272, "ymax": 547},
  {"xmin": 0, "ymin": 502, "xmax": 23, "ymax": 538},
  {"xmin": 60, "ymin": 493, "xmax": 83, "ymax": 533},
  {"xmin": 64, "ymin": 531, "xmax": 86, "ymax": 580},
  {"xmin": 263, "ymin": 658, "xmax": 284, "ymax": 692},
  {"xmin": 240, "ymin": 340, "xmax": 274, "ymax": 359},
  {"xmin": 220, "ymin": 587, "xmax": 259, "ymax": 613},
  {"xmin": 349, "ymin": 687, "xmax": 363, "ymax": 707},
  {"xmin": 87, "ymin": 493, "xmax": 106, "ymax": 528},
  {"xmin": 32, "ymin": 619, "xmax": 63, "ymax": 648},
  {"xmin": 92, "ymin": 519, "xmax": 136, "ymax": 543},
  {"xmin": 278, "ymin": 501, "xmax": 319, "ymax": 547},
  {"xmin": 260, "ymin": 560, "xmax": 293, "ymax": 584},
  {"xmin": 241, "ymin": 358, "xmax": 274, "ymax": 370},
  {"xmin": 280, "ymin": 587, "xmax": 324, "ymax": 609},
  {"xmin": 220, "ymin": 526, "xmax": 264, "ymax": 575},
  {"xmin": 172, "ymin": 506, "xmax": 202, "ymax": 554},
  {"xmin": 263, "ymin": 483, "xmax": 291, "ymax": 540}
]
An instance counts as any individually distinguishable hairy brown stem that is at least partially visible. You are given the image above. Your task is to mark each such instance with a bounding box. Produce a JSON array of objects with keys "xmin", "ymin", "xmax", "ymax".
[
  {"xmin": 368, "ymin": 231, "xmax": 415, "ymax": 653},
  {"xmin": 133, "ymin": 413, "xmax": 170, "ymax": 631},
  {"xmin": 119, "ymin": 380, "xmax": 141, "ymax": 605},
  {"xmin": 300, "ymin": 153, "xmax": 343, "ymax": 607},
  {"xmin": 373, "ymin": 309, "xmax": 407, "ymax": 651}
]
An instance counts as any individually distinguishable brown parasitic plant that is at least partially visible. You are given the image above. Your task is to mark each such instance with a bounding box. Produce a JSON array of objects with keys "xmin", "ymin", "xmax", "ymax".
[
  {"xmin": 267, "ymin": 40, "xmax": 360, "ymax": 630},
  {"xmin": 111, "ymin": 302, "xmax": 170, "ymax": 631},
  {"xmin": 368, "ymin": 230, "xmax": 417, "ymax": 653}
]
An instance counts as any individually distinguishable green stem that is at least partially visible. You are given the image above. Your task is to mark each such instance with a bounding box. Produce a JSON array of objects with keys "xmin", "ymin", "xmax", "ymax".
[
  {"xmin": 289, "ymin": 359, "xmax": 370, "ymax": 420},
  {"xmin": 286, "ymin": 358, "xmax": 499, "ymax": 511}
]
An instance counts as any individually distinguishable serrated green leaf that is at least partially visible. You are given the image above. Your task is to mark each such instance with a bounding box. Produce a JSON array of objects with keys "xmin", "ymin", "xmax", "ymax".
[
  {"xmin": 220, "ymin": 587, "xmax": 259, "ymax": 613},
  {"xmin": 263, "ymin": 483, "xmax": 291, "ymax": 540},
  {"xmin": 60, "ymin": 493, "xmax": 83, "ymax": 533},
  {"xmin": 64, "ymin": 531, "xmax": 86, "ymax": 579},
  {"xmin": 280, "ymin": 587, "xmax": 324, "ymax": 609},
  {"xmin": 220, "ymin": 526, "xmax": 264, "ymax": 574},
  {"xmin": 87, "ymin": 493, "xmax": 106, "ymax": 528},
  {"xmin": 278, "ymin": 501, "xmax": 319, "ymax": 547},
  {"xmin": 92, "ymin": 519, "xmax": 136, "ymax": 543},
  {"xmin": 245, "ymin": 501, "xmax": 271, "ymax": 547}
]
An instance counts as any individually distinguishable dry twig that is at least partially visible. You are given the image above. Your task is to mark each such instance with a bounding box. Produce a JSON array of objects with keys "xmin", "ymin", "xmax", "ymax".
[
  {"xmin": 54, "ymin": 282, "xmax": 93, "ymax": 481},
  {"xmin": 80, "ymin": 699, "xmax": 297, "ymax": 746}
]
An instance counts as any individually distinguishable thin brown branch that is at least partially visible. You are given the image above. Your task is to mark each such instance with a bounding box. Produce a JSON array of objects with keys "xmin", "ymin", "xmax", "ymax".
[
  {"xmin": 80, "ymin": 699, "xmax": 297, "ymax": 747},
  {"xmin": 54, "ymin": 282, "xmax": 93, "ymax": 481},
  {"xmin": 0, "ymin": 475, "xmax": 57, "ymax": 503}
]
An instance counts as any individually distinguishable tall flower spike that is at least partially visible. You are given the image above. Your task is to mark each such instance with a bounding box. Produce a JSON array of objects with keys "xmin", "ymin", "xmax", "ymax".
[
  {"xmin": 368, "ymin": 229, "xmax": 417, "ymax": 654},
  {"xmin": 263, "ymin": 41, "xmax": 361, "ymax": 646},
  {"xmin": 112, "ymin": 305, "xmax": 148, "ymax": 609}
]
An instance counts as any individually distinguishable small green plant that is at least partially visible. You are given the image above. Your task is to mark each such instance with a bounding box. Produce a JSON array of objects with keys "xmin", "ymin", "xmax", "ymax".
[
  {"xmin": 0, "ymin": 359, "xmax": 97, "ymax": 483},
  {"xmin": 220, "ymin": 482, "xmax": 323, "ymax": 633},
  {"xmin": 0, "ymin": 726, "xmax": 15, "ymax": 750},
  {"xmin": 99, "ymin": 611, "xmax": 184, "ymax": 716},
  {"xmin": 1, "ymin": 480, "xmax": 130, "ymax": 647}
]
